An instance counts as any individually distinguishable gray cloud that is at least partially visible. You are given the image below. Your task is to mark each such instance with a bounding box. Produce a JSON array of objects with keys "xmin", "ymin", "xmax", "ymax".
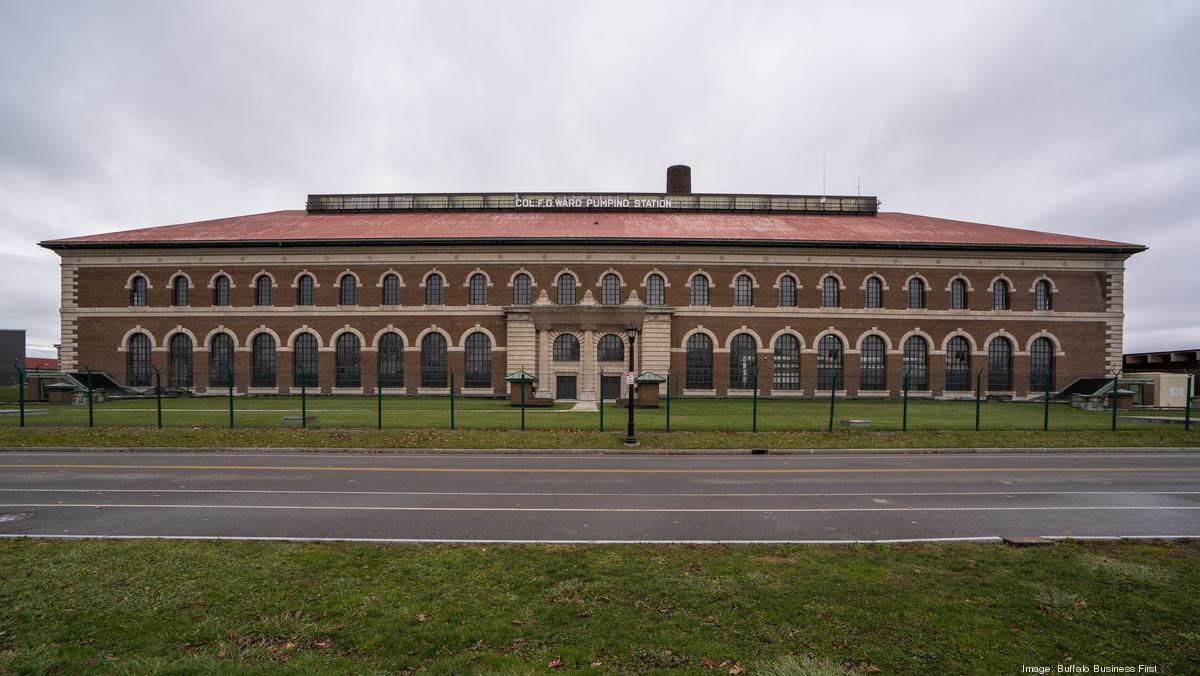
[{"xmin": 1, "ymin": 0, "xmax": 1196, "ymax": 355}]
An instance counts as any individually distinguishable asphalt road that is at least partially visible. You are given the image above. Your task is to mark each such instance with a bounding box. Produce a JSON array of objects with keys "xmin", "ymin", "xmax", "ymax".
[{"xmin": 0, "ymin": 450, "xmax": 1197, "ymax": 543}]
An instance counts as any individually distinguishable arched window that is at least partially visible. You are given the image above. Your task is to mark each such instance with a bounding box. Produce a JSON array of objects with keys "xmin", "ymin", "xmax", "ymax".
[
  {"xmin": 425, "ymin": 273, "xmax": 444, "ymax": 305},
  {"xmin": 255, "ymin": 275, "xmax": 272, "ymax": 306},
  {"xmin": 339, "ymin": 275, "xmax": 357, "ymax": 305},
  {"xmin": 464, "ymin": 332, "xmax": 492, "ymax": 388},
  {"xmin": 553, "ymin": 334, "xmax": 580, "ymax": 362},
  {"xmin": 817, "ymin": 334, "xmax": 844, "ymax": 390},
  {"xmin": 778, "ymin": 275, "xmax": 797, "ymax": 307},
  {"xmin": 469, "ymin": 273, "xmax": 488, "ymax": 305},
  {"xmin": 1030, "ymin": 337, "xmax": 1056, "ymax": 391},
  {"xmin": 251, "ymin": 333, "xmax": 277, "ymax": 388},
  {"xmin": 420, "ymin": 333, "xmax": 448, "ymax": 388},
  {"xmin": 773, "ymin": 334, "xmax": 800, "ymax": 390},
  {"xmin": 1035, "ymin": 280, "xmax": 1053, "ymax": 311},
  {"xmin": 950, "ymin": 278, "xmax": 968, "ymax": 310},
  {"xmin": 597, "ymin": 334, "xmax": 624, "ymax": 362},
  {"xmin": 729, "ymin": 333, "xmax": 757, "ymax": 389},
  {"xmin": 557, "ymin": 274, "xmax": 576, "ymax": 305},
  {"xmin": 988, "ymin": 337, "xmax": 1013, "ymax": 390},
  {"xmin": 860, "ymin": 335, "xmax": 887, "ymax": 391},
  {"xmin": 293, "ymin": 333, "xmax": 319, "ymax": 387},
  {"xmin": 992, "ymin": 279, "xmax": 1010, "ymax": 310},
  {"xmin": 821, "ymin": 276, "xmax": 840, "ymax": 308},
  {"xmin": 168, "ymin": 333, "xmax": 193, "ymax": 388},
  {"xmin": 903, "ymin": 336, "xmax": 929, "ymax": 390},
  {"xmin": 335, "ymin": 333, "xmax": 361, "ymax": 388},
  {"xmin": 907, "ymin": 278, "xmax": 926, "ymax": 309},
  {"xmin": 171, "ymin": 276, "xmax": 189, "ymax": 306},
  {"xmin": 130, "ymin": 275, "xmax": 149, "ymax": 307},
  {"xmin": 601, "ymin": 273, "xmax": 621, "ymax": 305},
  {"xmin": 378, "ymin": 332, "xmax": 404, "ymax": 388},
  {"xmin": 865, "ymin": 276, "xmax": 883, "ymax": 309},
  {"xmin": 126, "ymin": 332, "xmax": 152, "ymax": 387},
  {"xmin": 686, "ymin": 333, "xmax": 714, "ymax": 389},
  {"xmin": 209, "ymin": 333, "xmax": 234, "ymax": 387},
  {"xmin": 382, "ymin": 273, "xmax": 401, "ymax": 305},
  {"xmin": 512, "ymin": 273, "xmax": 532, "ymax": 305},
  {"xmin": 734, "ymin": 275, "xmax": 753, "ymax": 307},
  {"xmin": 646, "ymin": 274, "xmax": 665, "ymax": 305},
  {"xmin": 946, "ymin": 336, "xmax": 972, "ymax": 391},
  {"xmin": 297, "ymin": 274, "xmax": 315, "ymax": 306},
  {"xmin": 690, "ymin": 275, "xmax": 709, "ymax": 306},
  {"xmin": 213, "ymin": 275, "xmax": 231, "ymax": 306}
]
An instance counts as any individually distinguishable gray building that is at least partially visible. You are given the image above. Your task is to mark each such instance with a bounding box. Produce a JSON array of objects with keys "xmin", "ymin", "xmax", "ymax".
[{"xmin": 0, "ymin": 329, "xmax": 25, "ymax": 385}]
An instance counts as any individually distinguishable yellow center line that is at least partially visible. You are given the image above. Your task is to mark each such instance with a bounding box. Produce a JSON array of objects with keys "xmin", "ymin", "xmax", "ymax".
[{"xmin": 0, "ymin": 463, "xmax": 1196, "ymax": 474}]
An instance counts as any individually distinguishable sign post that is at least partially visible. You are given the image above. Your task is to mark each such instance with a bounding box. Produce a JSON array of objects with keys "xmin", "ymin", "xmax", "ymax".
[
  {"xmin": 599, "ymin": 371, "xmax": 604, "ymax": 432},
  {"xmin": 85, "ymin": 365, "xmax": 94, "ymax": 428},
  {"xmin": 827, "ymin": 371, "xmax": 838, "ymax": 433},
  {"xmin": 1186, "ymin": 373, "xmax": 1193, "ymax": 433},
  {"xmin": 13, "ymin": 363, "xmax": 24, "ymax": 428},
  {"xmin": 153, "ymin": 366, "xmax": 163, "ymax": 429},
  {"xmin": 902, "ymin": 368, "xmax": 909, "ymax": 432},
  {"xmin": 751, "ymin": 366, "xmax": 758, "ymax": 433},
  {"xmin": 520, "ymin": 373, "xmax": 526, "ymax": 431},
  {"xmin": 974, "ymin": 369, "xmax": 983, "ymax": 432},
  {"xmin": 376, "ymin": 359, "xmax": 383, "ymax": 431},
  {"xmin": 1110, "ymin": 370, "xmax": 1121, "ymax": 432},
  {"xmin": 449, "ymin": 369, "xmax": 456, "ymax": 431},
  {"xmin": 226, "ymin": 364, "xmax": 234, "ymax": 429},
  {"xmin": 665, "ymin": 369, "xmax": 671, "ymax": 433}
]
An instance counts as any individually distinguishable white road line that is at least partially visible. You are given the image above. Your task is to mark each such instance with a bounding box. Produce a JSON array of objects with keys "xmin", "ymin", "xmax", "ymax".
[
  {"xmin": 0, "ymin": 533, "xmax": 1196, "ymax": 544},
  {"xmin": 0, "ymin": 488, "xmax": 1195, "ymax": 498},
  {"xmin": 3, "ymin": 452, "xmax": 1197, "ymax": 461},
  {"xmin": 2, "ymin": 503, "xmax": 1197, "ymax": 513}
]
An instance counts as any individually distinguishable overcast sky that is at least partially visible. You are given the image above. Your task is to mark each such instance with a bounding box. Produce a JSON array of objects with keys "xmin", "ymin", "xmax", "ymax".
[{"xmin": 1, "ymin": 0, "xmax": 1197, "ymax": 357}]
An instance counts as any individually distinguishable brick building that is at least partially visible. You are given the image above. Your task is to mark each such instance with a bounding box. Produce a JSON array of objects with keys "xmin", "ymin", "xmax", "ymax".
[{"xmin": 39, "ymin": 166, "xmax": 1143, "ymax": 401}]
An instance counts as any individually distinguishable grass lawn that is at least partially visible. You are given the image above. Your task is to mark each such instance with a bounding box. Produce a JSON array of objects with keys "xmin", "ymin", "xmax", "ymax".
[{"xmin": 0, "ymin": 539, "xmax": 1195, "ymax": 673}]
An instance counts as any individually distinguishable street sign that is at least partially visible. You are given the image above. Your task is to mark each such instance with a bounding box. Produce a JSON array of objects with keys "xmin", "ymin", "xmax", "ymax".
[{"xmin": 624, "ymin": 371, "xmax": 635, "ymax": 386}]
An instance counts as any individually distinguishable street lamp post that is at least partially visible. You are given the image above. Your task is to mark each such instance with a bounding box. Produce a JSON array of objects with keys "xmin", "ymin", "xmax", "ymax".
[{"xmin": 625, "ymin": 324, "xmax": 638, "ymax": 446}]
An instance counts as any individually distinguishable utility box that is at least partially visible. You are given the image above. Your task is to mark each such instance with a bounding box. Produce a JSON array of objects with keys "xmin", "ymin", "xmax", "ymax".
[{"xmin": 617, "ymin": 372, "xmax": 666, "ymax": 408}]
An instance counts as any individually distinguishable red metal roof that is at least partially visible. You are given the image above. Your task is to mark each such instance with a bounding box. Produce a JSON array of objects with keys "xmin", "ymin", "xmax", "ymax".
[
  {"xmin": 25, "ymin": 357, "xmax": 58, "ymax": 370},
  {"xmin": 40, "ymin": 210, "xmax": 1142, "ymax": 250}
]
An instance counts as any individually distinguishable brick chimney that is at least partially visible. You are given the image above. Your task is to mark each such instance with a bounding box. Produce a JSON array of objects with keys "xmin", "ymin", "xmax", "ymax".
[{"xmin": 666, "ymin": 165, "xmax": 691, "ymax": 194}]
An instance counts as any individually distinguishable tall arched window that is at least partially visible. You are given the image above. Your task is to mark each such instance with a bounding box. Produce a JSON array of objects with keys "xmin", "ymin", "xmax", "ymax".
[
  {"xmin": 420, "ymin": 333, "xmax": 448, "ymax": 388},
  {"xmin": 513, "ymin": 273, "xmax": 532, "ymax": 305},
  {"xmin": 209, "ymin": 333, "xmax": 234, "ymax": 387},
  {"xmin": 988, "ymin": 337, "xmax": 1013, "ymax": 390},
  {"xmin": 293, "ymin": 333, "xmax": 319, "ymax": 387},
  {"xmin": 339, "ymin": 275, "xmax": 357, "ymax": 305},
  {"xmin": 865, "ymin": 276, "xmax": 883, "ymax": 309},
  {"xmin": 425, "ymin": 273, "xmax": 444, "ymax": 305},
  {"xmin": 778, "ymin": 275, "xmax": 797, "ymax": 307},
  {"xmin": 297, "ymin": 274, "xmax": 315, "ymax": 306},
  {"xmin": 646, "ymin": 274, "xmax": 665, "ymax": 306},
  {"xmin": 734, "ymin": 275, "xmax": 753, "ymax": 307},
  {"xmin": 992, "ymin": 279, "xmax": 1010, "ymax": 310},
  {"xmin": 601, "ymin": 273, "xmax": 621, "ymax": 305},
  {"xmin": 126, "ymin": 332, "xmax": 152, "ymax": 387},
  {"xmin": 557, "ymin": 274, "xmax": 576, "ymax": 305},
  {"xmin": 382, "ymin": 273, "xmax": 401, "ymax": 305},
  {"xmin": 773, "ymin": 334, "xmax": 800, "ymax": 390},
  {"xmin": 950, "ymin": 278, "xmax": 968, "ymax": 310},
  {"xmin": 464, "ymin": 332, "xmax": 492, "ymax": 388},
  {"xmin": 686, "ymin": 333, "xmax": 713, "ymax": 389},
  {"xmin": 251, "ymin": 333, "xmax": 277, "ymax": 388},
  {"xmin": 335, "ymin": 333, "xmax": 361, "ymax": 388},
  {"xmin": 1035, "ymin": 280, "xmax": 1053, "ymax": 311},
  {"xmin": 378, "ymin": 332, "xmax": 404, "ymax": 388},
  {"xmin": 907, "ymin": 278, "xmax": 926, "ymax": 309},
  {"xmin": 255, "ymin": 275, "xmax": 272, "ymax": 306},
  {"xmin": 213, "ymin": 275, "xmax": 231, "ymax": 306},
  {"xmin": 553, "ymin": 334, "xmax": 580, "ymax": 362},
  {"xmin": 1030, "ymin": 337, "xmax": 1056, "ymax": 391},
  {"xmin": 903, "ymin": 336, "xmax": 929, "ymax": 390},
  {"xmin": 130, "ymin": 275, "xmax": 149, "ymax": 307},
  {"xmin": 860, "ymin": 335, "xmax": 887, "ymax": 391},
  {"xmin": 168, "ymin": 333, "xmax": 193, "ymax": 388},
  {"xmin": 469, "ymin": 273, "xmax": 488, "ymax": 305},
  {"xmin": 821, "ymin": 276, "xmax": 840, "ymax": 308},
  {"xmin": 690, "ymin": 275, "xmax": 709, "ymax": 306},
  {"xmin": 171, "ymin": 276, "xmax": 189, "ymax": 306},
  {"xmin": 946, "ymin": 336, "xmax": 972, "ymax": 391},
  {"xmin": 729, "ymin": 333, "xmax": 757, "ymax": 389},
  {"xmin": 817, "ymin": 334, "xmax": 844, "ymax": 390},
  {"xmin": 597, "ymin": 334, "xmax": 624, "ymax": 362}
]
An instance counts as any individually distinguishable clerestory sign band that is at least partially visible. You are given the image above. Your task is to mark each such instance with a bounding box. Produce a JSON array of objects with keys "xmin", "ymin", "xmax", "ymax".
[{"xmin": 513, "ymin": 194, "xmax": 674, "ymax": 209}]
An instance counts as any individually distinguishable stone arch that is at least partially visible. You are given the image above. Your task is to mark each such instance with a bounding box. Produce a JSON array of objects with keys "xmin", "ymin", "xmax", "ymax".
[
  {"xmin": 552, "ymin": 268, "xmax": 579, "ymax": 287},
  {"xmin": 167, "ymin": 271, "xmax": 194, "ymax": 288},
  {"xmin": 897, "ymin": 328, "xmax": 937, "ymax": 353},
  {"xmin": 370, "ymin": 325, "xmax": 410, "ymax": 348},
  {"xmin": 245, "ymin": 325, "xmax": 282, "ymax": 348},
  {"xmin": 940, "ymin": 329, "xmax": 980, "ymax": 353},
  {"xmin": 988, "ymin": 274, "xmax": 1014, "ymax": 291},
  {"xmin": 507, "ymin": 268, "xmax": 536, "ymax": 287},
  {"xmin": 124, "ymin": 271, "xmax": 154, "ymax": 289},
  {"xmin": 767, "ymin": 327, "xmax": 807, "ymax": 351},
  {"xmin": 419, "ymin": 268, "xmax": 445, "ymax": 287},
  {"xmin": 727, "ymin": 269, "xmax": 760, "ymax": 288},
  {"xmin": 285, "ymin": 325, "xmax": 325, "ymax": 349},
  {"xmin": 904, "ymin": 272, "xmax": 930, "ymax": 288},
  {"xmin": 1024, "ymin": 330, "xmax": 1065, "ymax": 355},
  {"xmin": 1029, "ymin": 274, "xmax": 1059, "ymax": 293},
  {"xmin": 336, "ymin": 270, "xmax": 361, "ymax": 287},
  {"xmin": 203, "ymin": 326, "xmax": 239, "ymax": 350},
  {"xmin": 252, "ymin": 270, "xmax": 278, "ymax": 287},
  {"xmin": 981, "ymin": 329, "xmax": 1019, "ymax": 353},
  {"xmin": 859, "ymin": 272, "xmax": 889, "ymax": 291},
  {"xmin": 329, "ymin": 325, "xmax": 367, "ymax": 345},
  {"xmin": 679, "ymin": 325, "xmax": 719, "ymax": 349},
  {"xmin": 458, "ymin": 324, "xmax": 499, "ymax": 346},
  {"xmin": 812, "ymin": 327, "xmax": 851, "ymax": 351},
  {"xmin": 596, "ymin": 268, "xmax": 626, "ymax": 287},
  {"xmin": 118, "ymin": 325, "xmax": 157, "ymax": 351},
  {"xmin": 723, "ymin": 326, "xmax": 764, "ymax": 349},
  {"xmin": 463, "ymin": 268, "xmax": 494, "ymax": 287},
  {"xmin": 641, "ymin": 269, "xmax": 671, "ymax": 287},
  {"xmin": 684, "ymin": 269, "xmax": 713, "ymax": 287},
  {"xmin": 207, "ymin": 270, "xmax": 236, "ymax": 289},
  {"xmin": 820, "ymin": 271, "xmax": 847, "ymax": 289},
  {"xmin": 162, "ymin": 325, "xmax": 199, "ymax": 346},
  {"xmin": 854, "ymin": 328, "xmax": 895, "ymax": 351},
  {"xmin": 290, "ymin": 270, "xmax": 320, "ymax": 288},
  {"xmin": 773, "ymin": 271, "xmax": 803, "ymax": 290},
  {"xmin": 945, "ymin": 274, "xmax": 974, "ymax": 292},
  {"xmin": 414, "ymin": 325, "xmax": 454, "ymax": 348},
  {"xmin": 375, "ymin": 269, "xmax": 405, "ymax": 287}
]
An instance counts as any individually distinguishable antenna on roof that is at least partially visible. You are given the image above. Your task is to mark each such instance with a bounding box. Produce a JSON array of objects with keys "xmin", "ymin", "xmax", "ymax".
[
  {"xmin": 857, "ymin": 176, "xmax": 861, "ymax": 197},
  {"xmin": 820, "ymin": 152, "xmax": 827, "ymax": 204}
]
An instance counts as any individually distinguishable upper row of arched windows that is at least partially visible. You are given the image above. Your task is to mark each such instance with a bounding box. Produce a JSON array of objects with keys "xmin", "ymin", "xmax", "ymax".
[{"xmin": 130, "ymin": 271, "xmax": 1056, "ymax": 311}]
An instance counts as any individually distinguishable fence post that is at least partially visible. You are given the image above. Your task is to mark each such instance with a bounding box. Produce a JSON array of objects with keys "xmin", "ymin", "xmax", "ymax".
[
  {"xmin": 1185, "ymin": 373, "xmax": 1193, "ymax": 432},
  {"xmin": 665, "ymin": 369, "xmax": 671, "ymax": 433},
  {"xmin": 902, "ymin": 368, "xmax": 909, "ymax": 432},
  {"xmin": 1110, "ymin": 371, "xmax": 1120, "ymax": 432},
  {"xmin": 153, "ymin": 366, "xmax": 163, "ymax": 429},
  {"xmin": 1043, "ymin": 369, "xmax": 1052, "ymax": 432},
  {"xmin": 226, "ymin": 364, "xmax": 234, "ymax": 429},
  {"xmin": 85, "ymin": 365, "xmax": 94, "ymax": 428},
  {"xmin": 827, "ymin": 371, "xmax": 838, "ymax": 433},
  {"xmin": 974, "ymin": 369, "xmax": 982, "ymax": 432},
  {"xmin": 449, "ymin": 369, "xmax": 456, "ymax": 431},
  {"xmin": 599, "ymin": 370, "xmax": 604, "ymax": 431},
  {"xmin": 14, "ymin": 363, "xmax": 25, "ymax": 428},
  {"xmin": 752, "ymin": 366, "xmax": 758, "ymax": 433},
  {"xmin": 520, "ymin": 375, "xmax": 526, "ymax": 431},
  {"xmin": 376, "ymin": 359, "xmax": 382, "ymax": 431},
  {"xmin": 298, "ymin": 364, "xmax": 307, "ymax": 429}
]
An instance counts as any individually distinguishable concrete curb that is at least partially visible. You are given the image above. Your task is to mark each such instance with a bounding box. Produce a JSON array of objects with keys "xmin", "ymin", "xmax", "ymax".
[{"xmin": 0, "ymin": 446, "xmax": 1197, "ymax": 456}]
